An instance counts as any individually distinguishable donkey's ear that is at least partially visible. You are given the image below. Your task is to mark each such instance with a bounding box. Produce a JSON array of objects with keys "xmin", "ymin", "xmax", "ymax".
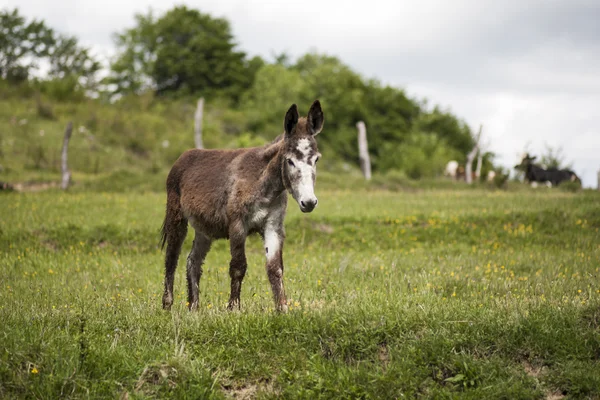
[
  {"xmin": 284, "ymin": 104, "xmax": 299, "ymax": 137},
  {"xmin": 307, "ymin": 100, "xmax": 324, "ymax": 136}
]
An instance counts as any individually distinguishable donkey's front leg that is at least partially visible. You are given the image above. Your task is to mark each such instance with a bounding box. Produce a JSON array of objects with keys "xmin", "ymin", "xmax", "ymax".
[
  {"xmin": 227, "ymin": 224, "xmax": 248, "ymax": 310},
  {"xmin": 264, "ymin": 226, "xmax": 287, "ymax": 312}
]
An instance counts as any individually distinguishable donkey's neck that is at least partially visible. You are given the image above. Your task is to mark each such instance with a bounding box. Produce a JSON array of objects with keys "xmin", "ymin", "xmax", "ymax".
[{"xmin": 257, "ymin": 140, "xmax": 286, "ymax": 200}]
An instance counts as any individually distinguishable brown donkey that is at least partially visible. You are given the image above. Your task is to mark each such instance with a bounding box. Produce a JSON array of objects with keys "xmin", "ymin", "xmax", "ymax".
[{"xmin": 160, "ymin": 100, "xmax": 324, "ymax": 312}]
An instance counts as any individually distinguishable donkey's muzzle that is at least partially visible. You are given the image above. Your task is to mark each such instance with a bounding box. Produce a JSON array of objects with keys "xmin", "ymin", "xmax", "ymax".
[{"xmin": 300, "ymin": 199, "xmax": 318, "ymax": 213}]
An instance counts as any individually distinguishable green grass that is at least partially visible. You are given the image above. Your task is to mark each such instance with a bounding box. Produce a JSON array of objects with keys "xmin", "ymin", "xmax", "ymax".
[{"xmin": 1, "ymin": 188, "xmax": 600, "ymax": 398}]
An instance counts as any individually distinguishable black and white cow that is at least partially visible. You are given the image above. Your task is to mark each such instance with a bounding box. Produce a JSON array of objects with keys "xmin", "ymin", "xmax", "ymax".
[{"xmin": 515, "ymin": 154, "xmax": 580, "ymax": 187}]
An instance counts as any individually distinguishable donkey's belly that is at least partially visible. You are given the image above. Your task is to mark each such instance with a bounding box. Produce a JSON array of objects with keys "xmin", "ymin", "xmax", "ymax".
[{"xmin": 186, "ymin": 212, "xmax": 229, "ymax": 240}]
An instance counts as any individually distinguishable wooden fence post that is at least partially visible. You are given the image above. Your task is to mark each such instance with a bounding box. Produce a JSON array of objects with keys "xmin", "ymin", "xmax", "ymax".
[
  {"xmin": 61, "ymin": 121, "xmax": 73, "ymax": 190},
  {"xmin": 356, "ymin": 121, "xmax": 371, "ymax": 180},
  {"xmin": 194, "ymin": 97, "xmax": 204, "ymax": 149},
  {"xmin": 466, "ymin": 125, "xmax": 482, "ymax": 184},
  {"xmin": 475, "ymin": 151, "xmax": 483, "ymax": 181}
]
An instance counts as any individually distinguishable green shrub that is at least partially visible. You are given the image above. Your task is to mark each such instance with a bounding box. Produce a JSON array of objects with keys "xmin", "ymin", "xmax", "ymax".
[{"xmin": 558, "ymin": 180, "xmax": 582, "ymax": 193}]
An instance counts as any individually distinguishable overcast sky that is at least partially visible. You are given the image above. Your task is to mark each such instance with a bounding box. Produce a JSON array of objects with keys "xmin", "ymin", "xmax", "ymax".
[{"xmin": 4, "ymin": 0, "xmax": 599, "ymax": 187}]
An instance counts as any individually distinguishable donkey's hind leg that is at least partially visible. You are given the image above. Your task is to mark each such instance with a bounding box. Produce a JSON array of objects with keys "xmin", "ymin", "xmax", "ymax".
[
  {"xmin": 186, "ymin": 231, "xmax": 212, "ymax": 311},
  {"xmin": 162, "ymin": 219, "xmax": 188, "ymax": 310}
]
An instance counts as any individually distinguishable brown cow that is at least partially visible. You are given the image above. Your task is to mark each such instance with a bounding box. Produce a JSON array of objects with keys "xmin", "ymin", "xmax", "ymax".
[{"xmin": 160, "ymin": 101, "xmax": 324, "ymax": 312}]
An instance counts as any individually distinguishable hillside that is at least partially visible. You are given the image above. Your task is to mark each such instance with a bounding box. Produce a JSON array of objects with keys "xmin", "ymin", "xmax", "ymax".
[
  {"xmin": 0, "ymin": 86, "xmax": 270, "ymax": 190},
  {"xmin": 1, "ymin": 83, "xmax": 492, "ymax": 193}
]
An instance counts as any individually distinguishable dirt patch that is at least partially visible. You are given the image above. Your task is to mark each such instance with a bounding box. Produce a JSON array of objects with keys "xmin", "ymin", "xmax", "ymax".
[
  {"xmin": 378, "ymin": 343, "xmax": 390, "ymax": 369},
  {"xmin": 222, "ymin": 379, "xmax": 277, "ymax": 400},
  {"xmin": 523, "ymin": 361, "xmax": 545, "ymax": 379},
  {"xmin": 227, "ymin": 384, "xmax": 258, "ymax": 400},
  {"xmin": 10, "ymin": 181, "xmax": 60, "ymax": 192},
  {"xmin": 522, "ymin": 361, "xmax": 565, "ymax": 400},
  {"xmin": 580, "ymin": 304, "xmax": 600, "ymax": 329},
  {"xmin": 313, "ymin": 222, "xmax": 334, "ymax": 234},
  {"xmin": 42, "ymin": 240, "xmax": 59, "ymax": 252},
  {"xmin": 135, "ymin": 364, "xmax": 178, "ymax": 394}
]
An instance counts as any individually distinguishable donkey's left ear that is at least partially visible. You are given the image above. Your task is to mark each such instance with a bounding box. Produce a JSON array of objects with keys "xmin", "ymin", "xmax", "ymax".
[{"xmin": 307, "ymin": 100, "xmax": 324, "ymax": 136}]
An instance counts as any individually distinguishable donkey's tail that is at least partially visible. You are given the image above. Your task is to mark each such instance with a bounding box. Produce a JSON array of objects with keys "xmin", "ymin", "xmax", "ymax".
[
  {"xmin": 159, "ymin": 217, "xmax": 168, "ymax": 250},
  {"xmin": 160, "ymin": 186, "xmax": 185, "ymax": 250},
  {"xmin": 159, "ymin": 164, "xmax": 187, "ymax": 251}
]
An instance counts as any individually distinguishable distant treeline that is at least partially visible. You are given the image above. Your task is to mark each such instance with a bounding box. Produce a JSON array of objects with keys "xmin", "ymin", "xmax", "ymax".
[{"xmin": 0, "ymin": 6, "xmax": 494, "ymax": 178}]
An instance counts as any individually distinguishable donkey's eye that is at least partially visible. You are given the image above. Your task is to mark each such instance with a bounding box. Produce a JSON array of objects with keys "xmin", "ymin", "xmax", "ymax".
[
  {"xmin": 315, "ymin": 157, "xmax": 320, "ymax": 164},
  {"xmin": 287, "ymin": 159, "xmax": 295, "ymax": 167}
]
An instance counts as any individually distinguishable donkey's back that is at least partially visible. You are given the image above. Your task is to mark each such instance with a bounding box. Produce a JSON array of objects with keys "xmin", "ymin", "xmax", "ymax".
[{"xmin": 162, "ymin": 147, "xmax": 251, "ymax": 242}]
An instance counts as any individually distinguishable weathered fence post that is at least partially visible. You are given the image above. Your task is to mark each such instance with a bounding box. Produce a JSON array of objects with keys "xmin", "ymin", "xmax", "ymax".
[
  {"xmin": 475, "ymin": 150, "xmax": 483, "ymax": 181},
  {"xmin": 466, "ymin": 125, "xmax": 482, "ymax": 184},
  {"xmin": 356, "ymin": 121, "xmax": 371, "ymax": 180},
  {"xmin": 61, "ymin": 121, "xmax": 73, "ymax": 190},
  {"xmin": 194, "ymin": 97, "xmax": 204, "ymax": 149}
]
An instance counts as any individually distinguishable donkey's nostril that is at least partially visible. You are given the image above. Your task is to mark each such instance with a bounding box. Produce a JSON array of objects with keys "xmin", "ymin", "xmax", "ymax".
[{"xmin": 300, "ymin": 199, "xmax": 317, "ymax": 212}]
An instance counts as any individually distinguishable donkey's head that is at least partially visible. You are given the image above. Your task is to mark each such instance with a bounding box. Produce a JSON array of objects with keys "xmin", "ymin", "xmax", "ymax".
[{"xmin": 282, "ymin": 100, "xmax": 324, "ymax": 213}]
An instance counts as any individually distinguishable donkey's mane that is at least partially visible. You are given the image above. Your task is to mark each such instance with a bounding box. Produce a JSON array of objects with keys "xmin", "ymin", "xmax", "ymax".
[
  {"xmin": 268, "ymin": 117, "xmax": 310, "ymax": 145},
  {"xmin": 262, "ymin": 137, "xmax": 284, "ymax": 160}
]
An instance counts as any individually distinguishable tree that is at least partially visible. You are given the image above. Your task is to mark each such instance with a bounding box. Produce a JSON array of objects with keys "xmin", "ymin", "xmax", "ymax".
[
  {"xmin": 361, "ymin": 80, "xmax": 421, "ymax": 169},
  {"xmin": 539, "ymin": 144, "xmax": 572, "ymax": 170},
  {"xmin": 105, "ymin": 11, "xmax": 156, "ymax": 94},
  {"xmin": 0, "ymin": 8, "xmax": 54, "ymax": 82},
  {"xmin": 413, "ymin": 108, "xmax": 474, "ymax": 157},
  {"xmin": 0, "ymin": 8, "xmax": 100, "ymax": 96},
  {"xmin": 241, "ymin": 51, "xmax": 484, "ymax": 177},
  {"xmin": 291, "ymin": 53, "xmax": 367, "ymax": 160},
  {"xmin": 107, "ymin": 6, "xmax": 256, "ymax": 100},
  {"xmin": 241, "ymin": 64, "xmax": 307, "ymax": 136},
  {"xmin": 47, "ymin": 34, "xmax": 101, "ymax": 84},
  {"xmin": 271, "ymin": 51, "xmax": 291, "ymax": 67}
]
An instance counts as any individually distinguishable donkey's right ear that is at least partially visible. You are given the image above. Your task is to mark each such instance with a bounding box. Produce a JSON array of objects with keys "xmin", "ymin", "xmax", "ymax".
[{"xmin": 284, "ymin": 104, "xmax": 299, "ymax": 137}]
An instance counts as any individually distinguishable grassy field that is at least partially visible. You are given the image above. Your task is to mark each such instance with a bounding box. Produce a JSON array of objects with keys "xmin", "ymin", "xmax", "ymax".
[{"xmin": 1, "ymin": 187, "xmax": 600, "ymax": 399}]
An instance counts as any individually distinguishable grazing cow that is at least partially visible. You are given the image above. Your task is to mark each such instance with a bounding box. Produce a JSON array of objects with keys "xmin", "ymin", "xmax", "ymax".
[
  {"xmin": 515, "ymin": 154, "xmax": 580, "ymax": 187},
  {"xmin": 546, "ymin": 167, "xmax": 581, "ymax": 186},
  {"xmin": 160, "ymin": 101, "xmax": 324, "ymax": 312},
  {"xmin": 444, "ymin": 160, "xmax": 459, "ymax": 179},
  {"xmin": 0, "ymin": 181, "xmax": 14, "ymax": 191},
  {"xmin": 454, "ymin": 166, "xmax": 477, "ymax": 182}
]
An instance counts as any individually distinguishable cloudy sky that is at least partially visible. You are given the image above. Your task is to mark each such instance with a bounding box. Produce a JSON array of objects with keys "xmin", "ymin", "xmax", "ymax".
[{"xmin": 5, "ymin": 0, "xmax": 600, "ymax": 186}]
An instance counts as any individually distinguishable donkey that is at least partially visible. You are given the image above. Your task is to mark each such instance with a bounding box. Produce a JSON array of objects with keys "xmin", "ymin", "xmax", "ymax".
[{"xmin": 160, "ymin": 100, "xmax": 324, "ymax": 312}]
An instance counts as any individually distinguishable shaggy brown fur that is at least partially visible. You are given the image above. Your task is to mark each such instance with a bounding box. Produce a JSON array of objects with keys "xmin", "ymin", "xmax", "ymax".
[{"xmin": 160, "ymin": 100, "xmax": 324, "ymax": 312}]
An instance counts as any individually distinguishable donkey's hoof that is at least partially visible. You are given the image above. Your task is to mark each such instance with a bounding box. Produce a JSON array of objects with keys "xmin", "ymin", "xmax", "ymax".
[
  {"xmin": 277, "ymin": 304, "xmax": 288, "ymax": 313},
  {"xmin": 227, "ymin": 300, "xmax": 240, "ymax": 311},
  {"xmin": 188, "ymin": 301, "xmax": 199, "ymax": 311},
  {"xmin": 162, "ymin": 295, "xmax": 173, "ymax": 311}
]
